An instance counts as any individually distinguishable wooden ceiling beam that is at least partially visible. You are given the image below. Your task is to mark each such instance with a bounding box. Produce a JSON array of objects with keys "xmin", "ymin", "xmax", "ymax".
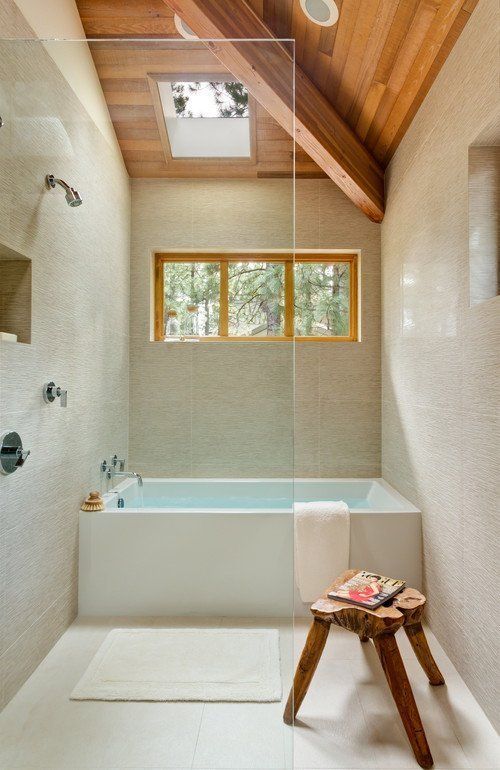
[{"xmin": 162, "ymin": 0, "xmax": 385, "ymax": 222}]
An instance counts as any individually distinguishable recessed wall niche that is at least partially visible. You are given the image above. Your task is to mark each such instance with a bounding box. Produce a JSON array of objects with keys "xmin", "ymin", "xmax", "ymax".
[
  {"xmin": 468, "ymin": 117, "xmax": 499, "ymax": 307},
  {"xmin": 0, "ymin": 244, "xmax": 32, "ymax": 344}
]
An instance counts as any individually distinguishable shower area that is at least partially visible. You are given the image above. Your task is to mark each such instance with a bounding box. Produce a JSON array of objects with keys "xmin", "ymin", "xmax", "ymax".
[{"xmin": 0, "ymin": 21, "xmax": 298, "ymax": 767}]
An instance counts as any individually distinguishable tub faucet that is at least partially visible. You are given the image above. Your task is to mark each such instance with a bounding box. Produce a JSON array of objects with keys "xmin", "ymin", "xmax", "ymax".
[
  {"xmin": 101, "ymin": 459, "xmax": 143, "ymax": 487},
  {"xmin": 109, "ymin": 469, "xmax": 143, "ymax": 487}
]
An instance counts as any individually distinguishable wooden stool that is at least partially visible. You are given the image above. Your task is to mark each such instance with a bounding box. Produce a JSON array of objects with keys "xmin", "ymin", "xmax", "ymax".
[{"xmin": 284, "ymin": 569, "xmax": 445, "ymax": 769}]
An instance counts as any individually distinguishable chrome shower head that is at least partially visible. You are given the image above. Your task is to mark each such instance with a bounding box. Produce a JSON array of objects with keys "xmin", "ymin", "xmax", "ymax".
[
  {"xmin": 45, "ymin": 174, "xmax": 83, "ymax": 207},
  {"xmin": 65, "ymin": 188, "xmax": 83, "ymax": 207}
]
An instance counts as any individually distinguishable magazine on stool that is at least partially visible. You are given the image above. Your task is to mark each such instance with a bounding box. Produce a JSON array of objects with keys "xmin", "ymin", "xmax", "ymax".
[{"xmin": 328, "ymin": 570, "xmax": 406, "ymax": 609}]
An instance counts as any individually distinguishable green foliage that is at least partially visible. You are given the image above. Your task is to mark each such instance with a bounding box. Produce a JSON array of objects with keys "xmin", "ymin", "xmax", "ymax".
[
  {"xmin": 164, "ymin": 262, "xmax": 220, "ymax": 336},
  {"xmin": 172, "ymin": 82, "xmax": 190, "ymax": 116},
  {"xmin": 172, "ymin": 81, "xmax": 249, "ymax": 118},
  {"xmin": 294, "ymin": 263, "xmax": 350, "ymax": 336},
  {"xmin": 163, "ymin": 260, "xmax": 351, "ymax": 338},
  {"xmin": 210, "ymin": 82, "xmax": 249, "ymax": 117},
  {"xmin": 229, "ymin": 262, "xmax": 284, "ymax": 336}
]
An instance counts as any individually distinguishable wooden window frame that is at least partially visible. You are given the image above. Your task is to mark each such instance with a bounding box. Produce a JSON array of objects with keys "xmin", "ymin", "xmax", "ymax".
[{"xmin": 154, "ymin": 252, "xmax": 358, "ymax": 342}]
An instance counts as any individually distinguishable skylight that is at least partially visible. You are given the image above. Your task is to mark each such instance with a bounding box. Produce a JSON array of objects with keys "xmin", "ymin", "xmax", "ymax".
[{"xmin": 158, "ymin": 80, "xmax": 252, "ymax": 159}]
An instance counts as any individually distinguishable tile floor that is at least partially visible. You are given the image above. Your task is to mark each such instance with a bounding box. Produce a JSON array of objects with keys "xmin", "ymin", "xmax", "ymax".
[{"xmin": 0, "ymin": 616, "xmax": 498, "ymax": 770}]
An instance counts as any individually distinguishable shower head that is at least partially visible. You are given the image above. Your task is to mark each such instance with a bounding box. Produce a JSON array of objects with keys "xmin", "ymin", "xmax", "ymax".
[{"xmin": 45, "ymin": 174, "xmax": 83, "ymax": 207}]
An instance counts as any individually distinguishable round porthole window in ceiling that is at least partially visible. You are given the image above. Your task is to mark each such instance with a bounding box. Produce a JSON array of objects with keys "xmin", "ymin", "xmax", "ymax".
[
  {"xmin": 299, "ymin": 0, "xmax": 339, "ymax": 26},
  {"xmin": 174, "ymin": 14, "xmax": 198, "ymax": 40}
]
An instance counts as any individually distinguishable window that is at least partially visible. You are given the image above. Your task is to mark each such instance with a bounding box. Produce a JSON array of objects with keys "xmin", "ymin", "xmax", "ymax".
[
  {"xmin": 154, "ymin": 254, "xmax": 358, "ymax": 341},
  {"xmin": 154, "ymin": 77, "xmax": 253, "ymax": 159}
]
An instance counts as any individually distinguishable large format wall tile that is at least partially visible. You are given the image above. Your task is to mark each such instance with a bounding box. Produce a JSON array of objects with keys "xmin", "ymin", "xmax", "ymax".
[
  {"xmin": 0, "ymin": 17, "xmax": 130, "ymax": 709},
  {"xmin": 130, "ymin": 180, "xmax": 381, "ymax": 478},
  {"xmin": 381, "ymin": 0, "xmax": 499, "ymax": 729}
]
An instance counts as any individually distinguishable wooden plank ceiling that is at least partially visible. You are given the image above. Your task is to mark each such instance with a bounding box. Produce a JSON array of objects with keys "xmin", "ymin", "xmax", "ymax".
[
  {"xmin": 77, "ymin": 0, "xmax": 478, "ymax": 182},
  {"xmin": 86, "ymin": 39, "xmax": 317, "ymax": 179}
]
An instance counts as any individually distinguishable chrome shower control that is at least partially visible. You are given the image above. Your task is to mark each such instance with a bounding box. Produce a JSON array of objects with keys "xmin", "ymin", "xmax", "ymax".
[
  {"xmin": 43, "ymin": 381, "xmax": 68, "ymax": 407},
  {"xmin": 1, "ymin": 431, "xmax": 30, "ymax": 475},
  {"xmin": 112, "ymin": 454, "xmax": 125, "ymax": 471}
]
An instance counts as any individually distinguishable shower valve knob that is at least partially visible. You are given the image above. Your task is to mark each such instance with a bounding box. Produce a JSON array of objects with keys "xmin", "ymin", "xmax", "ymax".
[
  {"xmin": 43, "ymin": 381, "xmax": 68, "ymax": 407},
  {"xmin": 1, "ymin": 431, "xmax": 30, "ymax": 475}
]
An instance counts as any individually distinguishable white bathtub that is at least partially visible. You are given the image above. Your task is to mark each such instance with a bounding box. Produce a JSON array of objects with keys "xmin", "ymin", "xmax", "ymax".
[{"xmin": 78, "ymin": 478, "xmax": 421, "ymax": 617}]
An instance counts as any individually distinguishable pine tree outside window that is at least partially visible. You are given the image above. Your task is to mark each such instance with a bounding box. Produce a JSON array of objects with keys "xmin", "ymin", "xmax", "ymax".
[{"xmin": 154, "ymin": 254, "xmax": 358, "ymax": 342}]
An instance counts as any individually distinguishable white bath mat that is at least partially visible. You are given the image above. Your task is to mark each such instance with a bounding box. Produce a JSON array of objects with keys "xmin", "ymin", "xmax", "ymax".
[{"xmin": 70, "ymin": 628, "xmax": 281, "ymax": 702}]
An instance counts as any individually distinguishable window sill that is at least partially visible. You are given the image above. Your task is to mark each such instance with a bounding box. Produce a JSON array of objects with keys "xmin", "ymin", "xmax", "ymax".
[{"xmin": 155, "ymin": 335, "xmax": 358, "ymax": 343}]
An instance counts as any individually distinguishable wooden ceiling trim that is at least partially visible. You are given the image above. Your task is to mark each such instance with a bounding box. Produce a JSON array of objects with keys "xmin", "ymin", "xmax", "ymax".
[
  {"xmin": 345, "ymin": 0, "xmax": 400, "ymax": 127},
  {"xmin": 162, "ymin": 0, "xmax": 385, "ymax": 221},
  {"xmin": 365, "ymin": 0, "xmax": 421, "ymax": 89},
  {"xmin": 90, "ymin": 44, "xmax": 218, "ymax": 68},
  {"xmin": 373, "ymin": 0, "xmax": 467, "ymax": 161},
  {"xmin": 312, "ymin": 1, "xmax": 343, "ymax": 93},
  {"xmin": 76, "ymin": 0, "xmax": 176, "ymax": 37},
  {"xmin": 355, "ymin": 81, "xmax": 387, "ymax": 142},
  {"xmin": 122, "ymin": 159, "xmax": 319, "ymax": 177},
  {"xmin": 353, "ymin": 0, "xmax": 420, "ymax": 140},
  {"xmin": 263, "ymin": 0, "xmax": 293, "ymax": 40},
  {"xmin": 318, "ymin": 0, "xmax": 341, "ymax": 56},
  {"xmin": 335, "ymin": 0, "xmax": 383, "ymax": 118},
  {"xmin": 323, "ymin": 0, "xmax": 360, "ymax": 107},
  {"xmin": 383, "ymin": 0, "xmax": 479, "ymax": 161},
  {"xmin": 302, "ymin": 20, "xmax": 322, "ymax": 75},
  {"xmin": 100, "ymin": 77, "xmax": 150, "ymax": 93},
  {"xmin": 290, "ymin": 0, "xmax": 307, "ymax": 63},
  {"xmin": 364, "ymin": 0, "xmax": 438, "ymax": 151}
]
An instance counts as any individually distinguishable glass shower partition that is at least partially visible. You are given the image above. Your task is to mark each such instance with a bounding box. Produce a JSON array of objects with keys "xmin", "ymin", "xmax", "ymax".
[{"xmin": 0, "ymin": 30, "xmax": 295, "ymax": 767}]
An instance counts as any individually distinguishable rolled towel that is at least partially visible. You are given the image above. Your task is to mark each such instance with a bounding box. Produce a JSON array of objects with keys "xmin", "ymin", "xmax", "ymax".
[{"xmin": 294, "ymin": 501, "xmax": 350, "ymax": 603}]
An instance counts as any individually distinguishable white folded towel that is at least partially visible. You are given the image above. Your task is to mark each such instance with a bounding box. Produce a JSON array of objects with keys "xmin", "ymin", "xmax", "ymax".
[{"xmin": 294, "ymin": 500, "xmax": 350, "ymax": 603}]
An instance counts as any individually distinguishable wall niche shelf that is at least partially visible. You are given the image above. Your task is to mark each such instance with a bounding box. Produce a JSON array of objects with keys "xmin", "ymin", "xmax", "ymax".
[
  {"xmin": 0, "ymin": 244, "xmax": 32, "ymax": 344},
  {"xmin": 468, "ymin": 115, "xmax": 499, "ymax": 308}
]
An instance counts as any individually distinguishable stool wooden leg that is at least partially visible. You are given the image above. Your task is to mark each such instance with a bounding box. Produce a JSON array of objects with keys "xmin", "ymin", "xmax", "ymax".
[
  {"xmin": 283, "ymin": 617, "xmax": 330, "ymax": 725},
  {"xmin": 404, "ymin": 622, "xmax": 445, "ymax": 686},
  {"xmin": 374, "ymin": 633, "xmax": 434, "ymax": 769}
]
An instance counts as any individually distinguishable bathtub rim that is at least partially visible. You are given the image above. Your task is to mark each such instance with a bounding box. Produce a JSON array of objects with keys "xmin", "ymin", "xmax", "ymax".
[{"xmin": 97, "ymin": 477, "xmax": 420, "ymax": 516}]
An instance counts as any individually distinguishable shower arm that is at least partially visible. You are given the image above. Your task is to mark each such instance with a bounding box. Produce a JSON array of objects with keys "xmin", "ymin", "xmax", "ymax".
[{"xmin": 46, "ymin": 175, "xmax": 72, "ymax": 194}]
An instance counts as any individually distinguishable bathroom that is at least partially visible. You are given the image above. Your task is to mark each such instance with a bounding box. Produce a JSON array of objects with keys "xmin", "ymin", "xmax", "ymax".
[{"xmin": 0, "ymin": 0, "xmax": 499, "ymax": 768}]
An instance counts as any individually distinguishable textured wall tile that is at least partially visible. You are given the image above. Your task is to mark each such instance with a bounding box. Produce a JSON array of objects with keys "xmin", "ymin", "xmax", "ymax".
[
  {"xmin": 193, "ymin": 180, "xmax": 293, "ymax": 250},
  {"xmin": 0, "ymin": 582, "xmax": 76, "ymax": 711},
  {"xmin": 294, "ymin": 397, "xmax": 320, "ymax": 477},
  {"xmin": 0, "ymin": 26, "xmax": 130, "ymax": 708},
  {"xmin": 382, "ymin": 0, "xmax": 499, "ymax": 728},
  {"xmin": 295, "ymin": 180, "xmax": 320, "ymax": 249},
  {"xmin": 319, "ymin": 398, "xmax": 381, "ymax": 477},
  {"xmin": 130, "ymin": 179, "xmax": 381, "ymax": 478}
]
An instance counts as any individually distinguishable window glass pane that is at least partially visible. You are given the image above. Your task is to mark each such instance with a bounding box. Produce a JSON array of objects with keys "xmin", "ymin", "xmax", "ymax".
[
  {"xmin": 171, "ymin": 82, "xmax": 249, "ymax": 118},
  {"xmin": 163, "ymin": 262, "xmax": 220, "ymax": 336},
  {"xmin": 228, "ymin": 261, "xmax": 285, "ymax": 336},
  {"xmin": 294, "ymin": 262, "xmax": 351, "ymax": 336},
  {"xmin": 158, "ymin": 80, "xmax": 251, "ymax": 158}
]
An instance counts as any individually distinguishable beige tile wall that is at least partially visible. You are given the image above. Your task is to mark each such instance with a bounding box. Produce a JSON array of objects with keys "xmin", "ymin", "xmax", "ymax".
[
  {"xmin": 0, "ymin": 16, "xmax": 130, "ymax": 708},
  {"xmin": 0, "ymin": 257, "xmax": 31, "ymax": 343},
  {"xmin": 129, "ymin": 178, "xmax": 381, "ymax": 478},
  {"xmin": 381, "ymin": 0, "xmax": 499, "ymax": 729}
]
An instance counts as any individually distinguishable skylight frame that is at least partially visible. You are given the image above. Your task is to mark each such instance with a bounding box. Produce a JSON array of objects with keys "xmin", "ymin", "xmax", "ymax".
[{"xmin": 149, "ymin": 71, "xmax": 257, "ymax": 165}]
